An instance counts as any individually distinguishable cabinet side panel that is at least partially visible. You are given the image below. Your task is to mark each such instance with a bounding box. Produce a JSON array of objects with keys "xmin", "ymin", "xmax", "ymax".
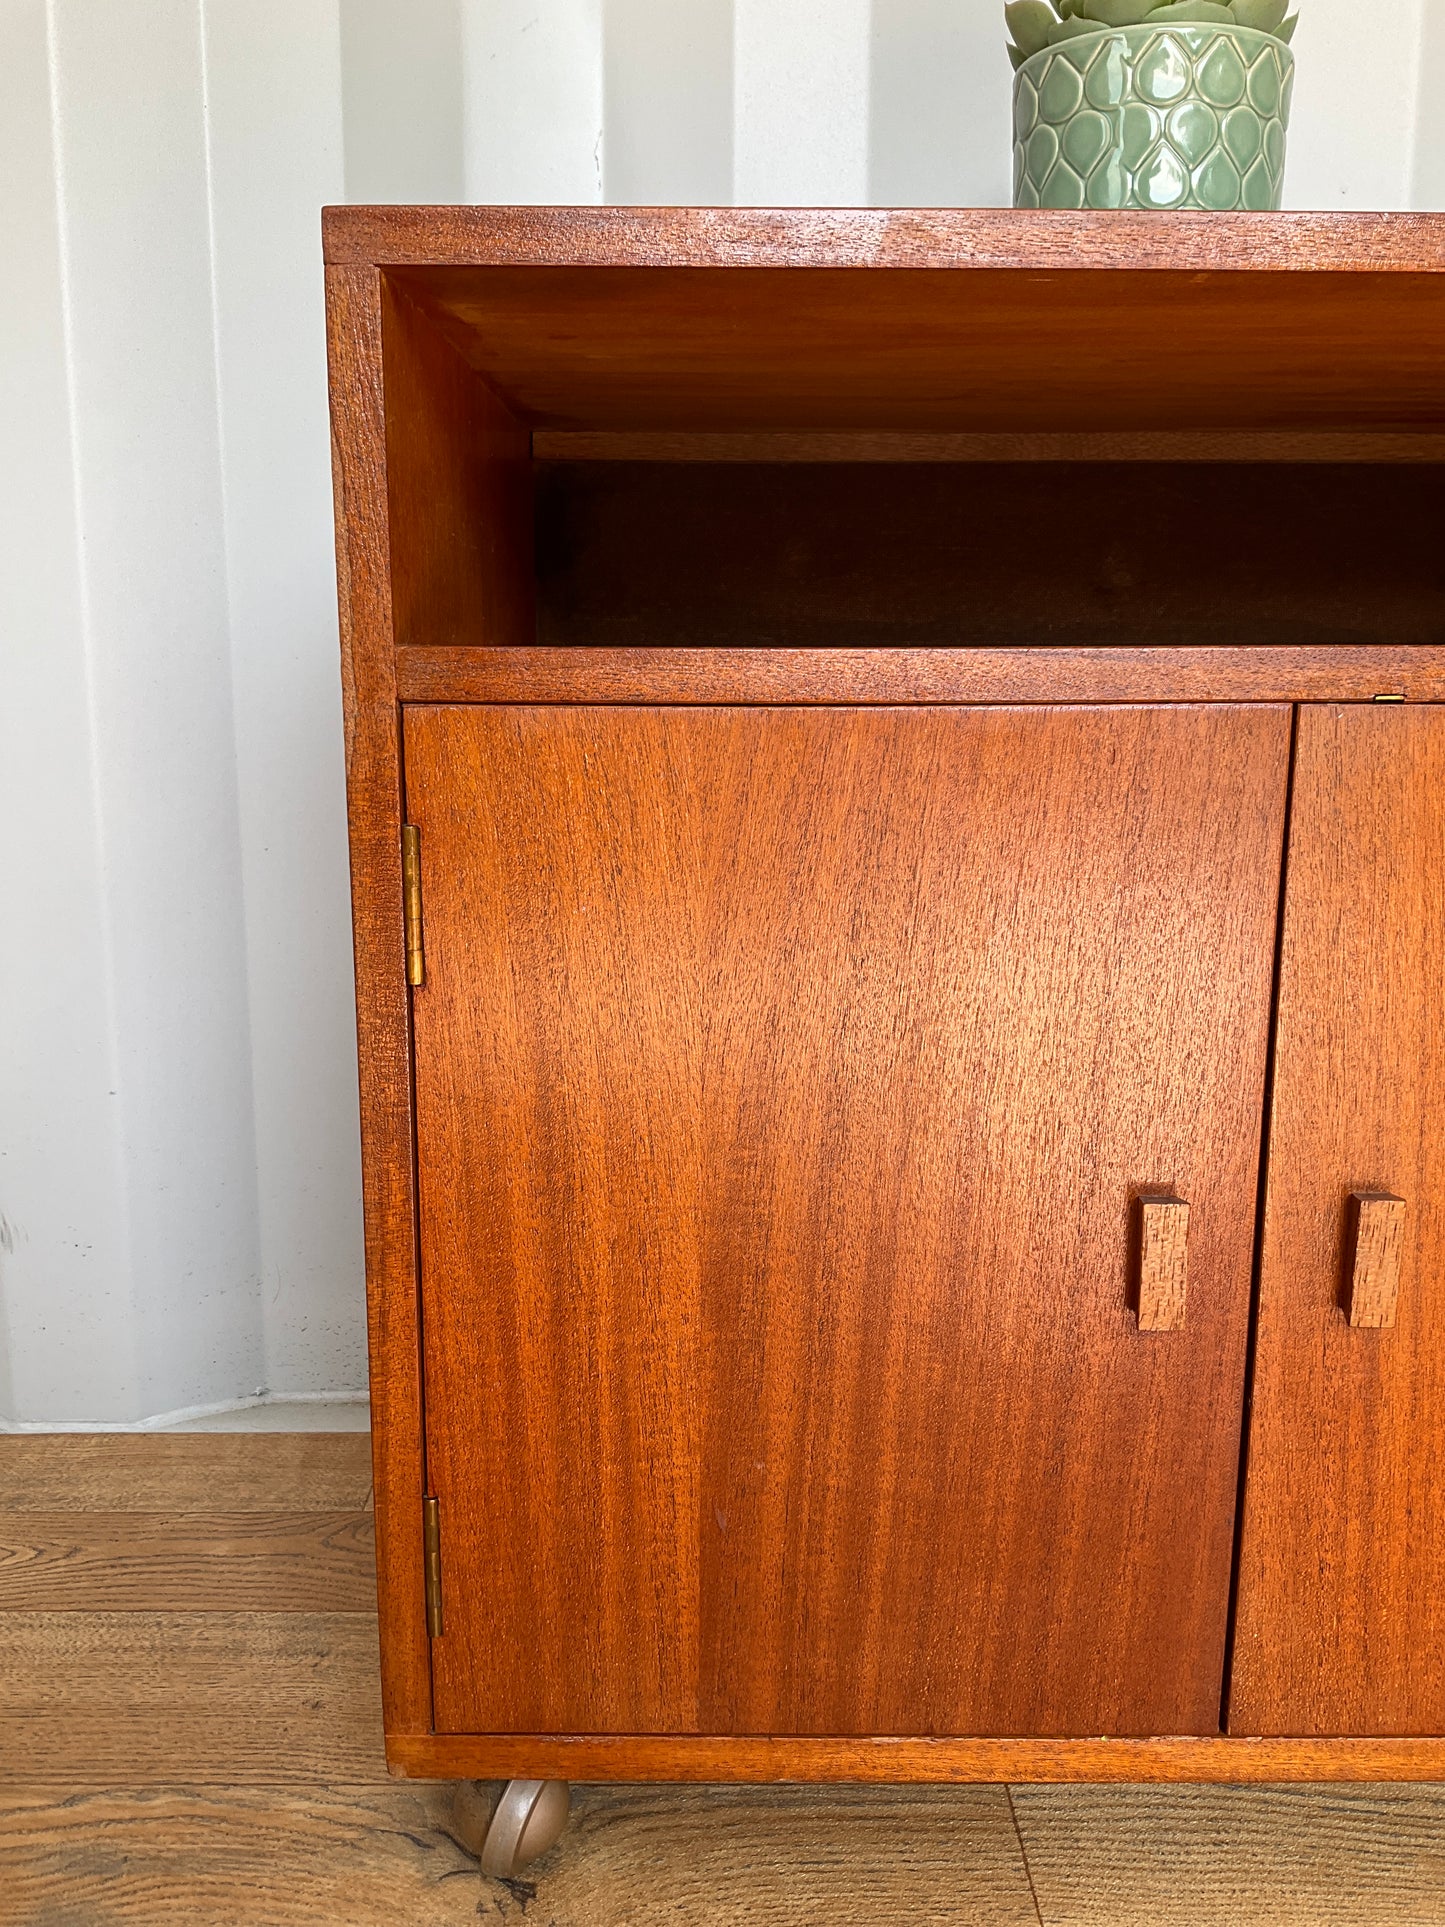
[
  {"xmin": 380, "ymin": 277, "xmax": 534, "ymax": 651},
  {"xmin": 1231, "ymin": 703, "xmax": 1445, "ymax": 1735},
  {"xmin": 326, "ymin": 263, "xmax": 431, "ymax": 1736}
]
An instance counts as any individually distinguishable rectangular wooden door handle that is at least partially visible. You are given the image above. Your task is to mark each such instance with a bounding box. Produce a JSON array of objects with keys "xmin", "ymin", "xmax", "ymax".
[
  {"xmin": 1346, "ymin": 1192, "xmax": 1406, "ymax": 1328},
  {"xmin": 1136, "ymin": 1196, "xmax": 1189, "ymax": 1332}
]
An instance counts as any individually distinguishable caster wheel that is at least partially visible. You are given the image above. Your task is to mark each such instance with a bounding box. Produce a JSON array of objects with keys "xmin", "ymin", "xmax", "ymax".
[{"xmin": 452, "ymin": 1778, "xmax": 571, "ymax": 1877}]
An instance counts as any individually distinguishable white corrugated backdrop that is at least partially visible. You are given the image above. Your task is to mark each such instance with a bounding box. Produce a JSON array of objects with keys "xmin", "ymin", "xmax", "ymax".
[{"xmin": 4, "ymin": 0, "xmax": 1445, "ymax": 1425}]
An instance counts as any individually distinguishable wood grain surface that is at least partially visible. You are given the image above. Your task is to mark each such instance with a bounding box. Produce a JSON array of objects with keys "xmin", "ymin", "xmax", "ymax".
[
  {"xmin": 381, "ymin": 276, "xmax": 533, "ymax": 652},
  {"xmin": 531, "ymin": 463, "xmax": 1445, "ymax": 655},
  {"xmin": 9, "ymin": 1778, "xmax": 1445, "ymax": 1926},
  {"xmin": 1012, "ymin": 1784, "xmax": 1445, "ymax": 1926},
  {"xmin": 0, "ymin": 1603, "xmax": 385, "ymax": 1780},
  {"xmin": 322, "ymin": 205, "xmax": 1445, "ymax": 274},
  {"xmin": 0, "ymin": 1612, "xmax": 386, "ymax": 1786},
  {"xmin": 1137, "ymin": 1199, "xmax": 1189, "ymax": 1333},
  {"xmin": 460, "ymin": 1784, "xmax": 1042, "ymax": 1927},
  {"xmin": 8, "ymin": 1433, "xmax": 1445, "ymax": 1922},
  {"xmin": 323, "ymin": 201, "xmax": 1445, "ymax": 1787},
  {"xmin": 15, "ymin": 1780, "xmax": 1441, "ymax": 1927},
  {"xmin": 1346, "ymin": 1194, "xmax": 1408, "ymax": 1329},
  {"xmin": 1232, "ymin": 704, "xmax": 1445, "ymax": 1737},
  {"xmin": 0, "ymin": 1784, "xmax": 1022, "ymax": 1927},
  {"xmin": 383, "ymin": 258, "xmax": 1445, "ymax": 434},
  {"xmin": 0, "ymin": 1433, "xmax": 372, "ymax": 1512},
  {"xmin": 386, "ymin": 1730, "xmax": 1445, "ymax": 1784},
  {"xmin": 0, "ymin": 1435, "xmax": 389, "ymax": 1794},
  {"xmin": 0, "ymin": 1784, "xmax": 477, "ymax": 1926},
  {"xmin": 0, "ymin": 1512, "xmax": 374, "ymax": 1613},
  {"xmin": 405, "ymin": 701, "xmax": 1288, "ymax": 1741},
  {"xmin": 326, "ymin": 262, "xmax": 432, "ymax": 1739},
  {"xmin": 393, "ymin": 645, "xmax": 1445, "ymax": 707},
  {"xmin": 532, "ymin": 428, "xmax": 1445, "ymax": 463}
]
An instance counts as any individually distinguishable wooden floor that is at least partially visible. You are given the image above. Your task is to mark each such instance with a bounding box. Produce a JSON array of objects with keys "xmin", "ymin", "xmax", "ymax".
[{"xmin": 3, "ymin": 1437, "xmax": 1445, "ymax": 1924}]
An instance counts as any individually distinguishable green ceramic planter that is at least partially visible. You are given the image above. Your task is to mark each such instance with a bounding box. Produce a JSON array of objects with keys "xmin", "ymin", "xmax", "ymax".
[{"xmin": 1013, "ymin": 23, "xmax": 1294, "ymax": 209}]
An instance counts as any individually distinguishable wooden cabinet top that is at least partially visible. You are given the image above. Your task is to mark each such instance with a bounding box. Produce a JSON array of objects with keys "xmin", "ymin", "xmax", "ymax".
[{"xmin": 323, "ymin": 205, "xmax": 1445, "ymax": 273}]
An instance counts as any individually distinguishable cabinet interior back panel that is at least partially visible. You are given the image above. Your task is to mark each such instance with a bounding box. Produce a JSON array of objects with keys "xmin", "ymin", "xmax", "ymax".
[
  {"xmin": 403, "ymin": 702, "xmax": 1290, "ymax": 1738},
  {"xmin": 533, "ymin": 462, "xmax": 1445, "ymax": 653}
]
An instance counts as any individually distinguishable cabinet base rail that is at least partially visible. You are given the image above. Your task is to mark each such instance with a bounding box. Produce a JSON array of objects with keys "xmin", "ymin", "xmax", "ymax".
[{"xmin": 387, "ymin": 1733, "xmax": 1445, "ymax": 1784}]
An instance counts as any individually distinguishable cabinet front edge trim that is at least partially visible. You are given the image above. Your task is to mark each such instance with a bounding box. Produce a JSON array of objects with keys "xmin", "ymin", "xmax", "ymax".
[
  {"xmin": 394, "ymin": 646, "xmax": 1445, "ymax": 707},
  {"xmin": 386, "ymin": 1733, "xmax": 1445, "ymax": 1783}
]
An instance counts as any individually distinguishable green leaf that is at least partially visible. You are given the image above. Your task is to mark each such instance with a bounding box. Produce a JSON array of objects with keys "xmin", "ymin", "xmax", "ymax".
[
  {"xmin": 1276, "ymin": 10, "xmax": 1298, "ymax": 39},
  {"xmin": 1005, "ymin": 0, "xmax": 1058, "ymax": 55},
  {"xmin": 1007, "ymin": 38, "xmax": 1028, "ymax": 65},
  {"xmin": 1048, "ymin": 11, "xmax": 1108, "ymax": 37},
  {"xmin": 1229, "ymin": 0, "xmax": 1287, "ymax": 29},
  {"xmin": 1147, "ymin": 0, "xmax": 1235, "ymax": 20},
  {"xmin": 1079, "ymin": 0, "xmax": 1158, "ymax": 21}
]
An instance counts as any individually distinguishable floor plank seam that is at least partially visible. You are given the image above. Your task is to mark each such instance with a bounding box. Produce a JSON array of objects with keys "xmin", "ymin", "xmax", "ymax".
[{"xmin": 1006, "ymin": 1783, "xmax": 1048, "ymax": 1927}]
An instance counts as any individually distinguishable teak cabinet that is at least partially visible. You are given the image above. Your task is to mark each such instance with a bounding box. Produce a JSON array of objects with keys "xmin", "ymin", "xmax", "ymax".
[{"xmin": 326, "ymin": 206, "xmax": 1445, "ymax": 1785}]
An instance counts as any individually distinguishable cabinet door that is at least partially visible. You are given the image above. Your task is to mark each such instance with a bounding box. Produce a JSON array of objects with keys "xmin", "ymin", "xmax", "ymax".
[
  {"xmin": 1231, "ymin": 703, "xmax": 1445, "ymax": 1736},
  {"xmin": 404, "ymin": 702, "xmax": 1288, "ymax": 1739}
]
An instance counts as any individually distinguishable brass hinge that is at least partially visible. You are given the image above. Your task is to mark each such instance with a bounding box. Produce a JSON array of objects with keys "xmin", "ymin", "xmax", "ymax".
[
  {"xmin": 422, "ymin": 1493, "xmax": 443, "ymax": 1638},
  {"xmin": 402, "ymin": 824, "xmax": 424, "ymax": 988}
]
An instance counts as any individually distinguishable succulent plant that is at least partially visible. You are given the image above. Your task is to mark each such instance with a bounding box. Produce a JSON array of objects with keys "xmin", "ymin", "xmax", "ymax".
[{"xmin": 1005, "ymin": 0, "xmax": 1297, "ymax": 67}]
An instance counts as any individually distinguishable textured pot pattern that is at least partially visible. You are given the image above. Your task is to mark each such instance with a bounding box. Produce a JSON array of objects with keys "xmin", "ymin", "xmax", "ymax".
[{"xmin": 1013, "ymin": 24, "xmax": 1294, "ymax": 210}]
